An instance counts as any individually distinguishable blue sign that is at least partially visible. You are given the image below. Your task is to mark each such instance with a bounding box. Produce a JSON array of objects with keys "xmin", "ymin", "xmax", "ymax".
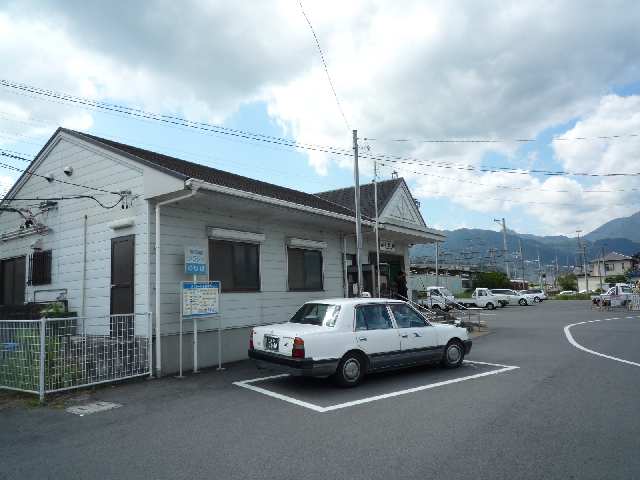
[
  {"xmin": 182, "ymin": 281, "xmax": 221, "ymax": 317},
  {"xmin": 185, "ymin": 263, "xmax": 207, "ymax": 274},
  {"xmin": 184, "ymin": 246, "xmax": 208, "ymax": 275}
]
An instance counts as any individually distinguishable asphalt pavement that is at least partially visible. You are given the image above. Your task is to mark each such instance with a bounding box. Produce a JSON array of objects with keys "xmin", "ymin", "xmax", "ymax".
[{"xmin": 1, "ymin": 301, "xmax": 639, "ymax": 480}]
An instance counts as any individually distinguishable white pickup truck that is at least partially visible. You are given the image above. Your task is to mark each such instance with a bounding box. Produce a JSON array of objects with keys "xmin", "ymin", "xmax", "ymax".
[
  {"xmin": 592, "ymin": 284, "xmax": 635, "ymax": 307},
  {"xmin": 457, "ymin": 288, "xmax": 508, "ymax": 310},
  {"xmin": 418, "ymin": 286, "xmax": 457, "ymax": 310}
]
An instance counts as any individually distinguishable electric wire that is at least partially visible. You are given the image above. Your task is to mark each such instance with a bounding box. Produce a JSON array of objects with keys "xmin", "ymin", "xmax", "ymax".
[
  {"xmin": 297, "ymin": 0, "xmax": 351, "ymax": 131},
  {"xmin": 3, "ymin": 79, "xmax": 640, "ymax": 178}
]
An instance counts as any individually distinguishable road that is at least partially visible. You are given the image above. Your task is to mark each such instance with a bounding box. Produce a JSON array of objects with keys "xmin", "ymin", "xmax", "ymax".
[{"xmin": 1, "ymin": 301, "xmax": 639, "ymax": 480}]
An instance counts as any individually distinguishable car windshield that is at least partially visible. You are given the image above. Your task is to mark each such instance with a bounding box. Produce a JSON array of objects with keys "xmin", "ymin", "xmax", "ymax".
[{"xmin": 290, "ymin": 303, "xmax": 341, "ymax": 327}]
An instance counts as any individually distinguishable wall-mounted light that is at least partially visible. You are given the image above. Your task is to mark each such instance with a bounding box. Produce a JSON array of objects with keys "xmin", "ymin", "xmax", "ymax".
[{"xmin": 63, "ymin": 166, "xmax": 73, "ymax": 176}]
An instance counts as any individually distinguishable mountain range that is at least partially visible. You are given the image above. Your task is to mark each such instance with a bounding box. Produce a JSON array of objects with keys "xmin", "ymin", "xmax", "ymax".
[{"xmin": 411, "ymin": 210, "xmax": 640, "ymax": 270}]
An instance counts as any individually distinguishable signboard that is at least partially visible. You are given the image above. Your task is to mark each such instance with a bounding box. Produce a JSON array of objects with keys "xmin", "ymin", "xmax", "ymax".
[
  {"xmin": 182, "ymin": 281, "xmax": 220, "ymax": 317},
  {"xmin": 185, "ymin": 246, "xmax": 208, "ymax": 275},
  {"xmin": 380, "ymin": 241, "xmax": 395, "ymax": 252}
]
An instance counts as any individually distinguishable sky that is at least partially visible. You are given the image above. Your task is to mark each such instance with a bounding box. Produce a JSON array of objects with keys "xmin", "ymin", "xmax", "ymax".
[{"xmin": 1, "ymin": 0, "xmax": 640, "ymax": 237}]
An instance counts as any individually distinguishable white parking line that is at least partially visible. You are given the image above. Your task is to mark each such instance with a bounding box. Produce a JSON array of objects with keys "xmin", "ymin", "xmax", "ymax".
[
  {"xmin": 233, "ymin": 360, "xmax": 519, "ymax": 413},
  {"xmin": 564, "ymin": 316, "xmax": 640, "ymax": 368}
]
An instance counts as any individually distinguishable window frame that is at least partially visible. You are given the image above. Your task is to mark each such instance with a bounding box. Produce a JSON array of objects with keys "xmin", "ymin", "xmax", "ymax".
[
  {"xmin": 286, "ymin": 246, "xmax": 324, "ymax": 292},
  {"xmin": 29, "ymin": 249, "xmax": 52, "ymax": 286},
  {"xmin": 209, "ymin": 239, "xmax": 261, "ymax": 293},
  {"xmin": 353, "ymin": 303, "xmax": 395, "ymax": 331},
  {"xmin": 387, "ymin": 302, "xmax": 431, "ymax": 329}
]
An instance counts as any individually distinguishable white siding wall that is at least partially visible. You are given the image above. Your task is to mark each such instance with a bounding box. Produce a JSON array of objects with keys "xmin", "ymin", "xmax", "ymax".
[
  {"xmin": 150, "ymin": 200, "xmax": 363, "ymax": 335},
  {"xmin": 0, "ymin": 136, "xmax": 149, "ymax": 326}
]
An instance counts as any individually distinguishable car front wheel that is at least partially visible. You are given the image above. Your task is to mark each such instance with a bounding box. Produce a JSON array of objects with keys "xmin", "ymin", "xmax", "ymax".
[
  {"xmin": 334, "ymin": 352, "xmax": 366, "ymax": 387},
  {"xmin": 519, "ymin": 298, "xmax": 527, "ymax": 306},
  {"xmin": 533, "ymin": 296, "xmax": 540, "ymax": 303},
  {"xmin": 441, "ymin": 340, "xmax": 465, "ymax": 368}
]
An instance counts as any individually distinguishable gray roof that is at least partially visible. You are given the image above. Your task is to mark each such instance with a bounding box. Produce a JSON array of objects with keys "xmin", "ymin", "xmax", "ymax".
[
  {"xmin": 591, "ymin": 251, "xmax": 633, "ymax": 263},
  {"xmin": 315, "ymin": 178, "xmax": 405, "ymax": 219},
  {"xmin": 61, "ymin": 129, "xmax": 366, "ymax": 219}
]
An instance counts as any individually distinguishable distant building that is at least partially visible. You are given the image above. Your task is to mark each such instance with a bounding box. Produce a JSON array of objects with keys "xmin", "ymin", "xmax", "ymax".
[{"xmin": 589, "ymin": 251, "xmax": 633, "ymax": 277}]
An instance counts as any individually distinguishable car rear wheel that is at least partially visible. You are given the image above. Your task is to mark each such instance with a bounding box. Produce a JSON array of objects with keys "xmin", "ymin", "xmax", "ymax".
[
  {"xmin": 334, "ymin": 352, "xmax": 366, "ymax": 387},
  {"xmin": 485, "ymin": 302, "xmax": 495, "ymax": 310},
  {"xmin": 533, "ymin": 296, "xmax": 540, "ymax": 303},
  {"xmin": 441, "ymin": 340, "xmax": 465, "ymax": 368},
  {"xmin": 519, "ymin": 298, "xmax": 527, "ymax": 306}
]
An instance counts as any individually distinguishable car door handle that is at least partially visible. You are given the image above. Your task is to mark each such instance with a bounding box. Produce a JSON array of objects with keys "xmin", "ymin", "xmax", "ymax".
[
  {"xmin": 413, "ymin": 332, "xmax": 422, "ymax": 337},
  {"xmin": 400, "ymin": 334, "xmax": 409, "ymax": 338},
  {"xmin": 358, "ymin": 337, "xmax": 367, "ymax": 341}
]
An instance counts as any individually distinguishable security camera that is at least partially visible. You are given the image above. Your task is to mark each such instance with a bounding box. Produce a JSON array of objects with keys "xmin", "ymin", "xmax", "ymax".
[{"xmin": 63, "ymin": 166, "xmax": 73, "ymax": 176}]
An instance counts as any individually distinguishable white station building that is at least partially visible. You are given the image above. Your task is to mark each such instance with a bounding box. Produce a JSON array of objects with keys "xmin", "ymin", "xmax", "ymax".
[{"xmin": 0, "ymin": 128, "xmax": 445, "ymax": 374}]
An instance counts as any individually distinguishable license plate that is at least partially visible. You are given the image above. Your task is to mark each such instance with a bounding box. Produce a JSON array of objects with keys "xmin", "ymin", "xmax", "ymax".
[{"xmin": 264, "ymin": 335, "xmax": 279, "ymax": 352}]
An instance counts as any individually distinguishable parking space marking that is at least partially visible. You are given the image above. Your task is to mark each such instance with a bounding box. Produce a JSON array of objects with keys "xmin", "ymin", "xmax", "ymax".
[
  {"xmin": 233, "ymin": 360, "xmax": 519, "ymax": 413},
  {"xmin": 564, "ymin": 316, "xmax": 640, "ymax": 368}
]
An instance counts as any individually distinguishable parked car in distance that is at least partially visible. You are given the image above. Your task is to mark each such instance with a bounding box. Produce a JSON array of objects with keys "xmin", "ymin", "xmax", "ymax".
[
  {"xmin": 417, "ymin": 286, "xmax": 456, "ymax": 310},
  {"xmin": 559, "ymin": 290, "xmax": 577, "ymax": 295},
  {"xmin": 520, "ymin": 288, "xmax": 547, "ymax": 302},
  {"xmin": 591, "ymin": 284, "xmax": 635, "ymax": 307},
  {"xmin": 457, "ymin": 288, "xmax": 508, "ymax": 309},
  {"xmin": 248, "ymin": 298, "xmax": 472, "ymax": 387},
  {"xmin": 490, "ymin": 289, "xmax": 529, "ymax": 306}
]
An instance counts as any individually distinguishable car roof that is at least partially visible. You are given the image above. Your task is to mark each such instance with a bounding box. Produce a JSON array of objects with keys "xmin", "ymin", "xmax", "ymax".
[{"xmin": 304, "ymin": 297, "xmax": 406, "ymax": 306}]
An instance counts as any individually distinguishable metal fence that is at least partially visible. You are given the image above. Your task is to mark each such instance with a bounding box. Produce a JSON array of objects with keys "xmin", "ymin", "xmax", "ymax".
[{"xmin": 0, "ymin": 313, "xmax": 152, "ymax": 400}]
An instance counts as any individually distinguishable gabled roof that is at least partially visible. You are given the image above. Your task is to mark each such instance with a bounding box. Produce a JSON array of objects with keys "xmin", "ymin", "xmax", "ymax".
[
  {"xmin": 61, "ymin": 129, "xmax": 362, "ymax": 219},
  {"xmin": 591, "ymin": 251, "xmax": 633, "ymax": 263},
  {"xmin": 314, "ymin": 178, "xmax": 404, "ymax": 219}
]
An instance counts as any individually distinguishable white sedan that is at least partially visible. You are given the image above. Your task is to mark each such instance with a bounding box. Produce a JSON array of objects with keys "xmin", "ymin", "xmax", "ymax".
[{"xmin": 248, "ymin": 298, "xmax": 472, "ymax": 387}]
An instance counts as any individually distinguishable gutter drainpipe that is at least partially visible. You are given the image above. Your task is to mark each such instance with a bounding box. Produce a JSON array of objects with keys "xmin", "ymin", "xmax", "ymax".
[{"xmin": 154, "ymin": 181, "xmax": 199, "ymax": 377}]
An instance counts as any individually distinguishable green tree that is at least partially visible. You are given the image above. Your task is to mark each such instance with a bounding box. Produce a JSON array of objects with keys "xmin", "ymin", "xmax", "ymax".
[
  {"xmin": 472, "ymin": 271, "xmax": 511, "ymax": 289},
  {"xmin": 557, "ymin": 273, "xmax": 577, "ymax": 291},
  {"xmin": 604, "ymin": 274, "xmax": 627, "ymax": 283}
]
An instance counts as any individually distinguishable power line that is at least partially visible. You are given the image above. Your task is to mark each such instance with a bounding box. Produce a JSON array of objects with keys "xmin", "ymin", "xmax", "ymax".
[
  {"xmin": 297, "ymin": 0, "xmax": 351, "ymax": 131},
  {"xmin": 0, "ymin": 151, "xmax": 121, "ymax": 196},
  {"xmin": 364, "ymin": 132, "xmax": 640, "ymax": 143},
  {"xmin": 1, "ymin": 195, "xmax": 125, "ymax": 209},
  {"xmin": 376, "ymin": 160, "xmax": 640, "ymax": 194},
  {"xmin": 0, "ymin": 79, "xmax": 353, "ymax": 155},
  {"xmin": 376, "ymin": 163, "xmax": 640, "ymax": 207},
  {"xmin": 3, "ymin": 79, "xmax": 639, "ymax": 178},
  {"xmin": 372, "ymin": 153, "xmax": 640, "ymax": 178}
]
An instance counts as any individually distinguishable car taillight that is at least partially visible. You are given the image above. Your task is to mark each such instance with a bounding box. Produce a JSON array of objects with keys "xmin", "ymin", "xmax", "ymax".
[
  {"xmin": 249, "ymin": 330, "xmax": 254, "ymax": 350},
  {"xmin": 292, "ymin": 337, "xmax": 305, "ymax": 358}
]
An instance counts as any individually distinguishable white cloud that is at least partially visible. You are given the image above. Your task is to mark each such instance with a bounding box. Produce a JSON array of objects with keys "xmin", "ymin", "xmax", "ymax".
[
  {"xmin": 0, "ymin": 175, "xmax": 15, "ymax": 197},
  {"xmin": 1, "ymin": 0, "xmax": 640, "ymax": 234}
]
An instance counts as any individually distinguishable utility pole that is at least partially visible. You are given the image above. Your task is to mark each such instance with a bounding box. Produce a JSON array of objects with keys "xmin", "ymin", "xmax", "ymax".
[
  {"xmin": 537, "ymin": 250, "xmax": 542, "ymax": 288},
  {"xmin": 494, "ymin": 218, "xmax": 510, "ymax": 278},
  {"xmin": 373, "ymin": 160, "xmax": 381, "ymax": 297},
  {"xmin": 600, "ymin": 246, "xmax": 605, "ymax": 291},
  {"xmin": 576, "ymin": 230, "xmax": 588, "ymax": 292},
  {"xmin": 555, "ymin": 255, "xmax": 559, "ymax": 288},
  {"xmin": 435, "ymin": 242, "xmax": 439, "ymax": 286},
  {"xmin": 352, "ymin": 130, "xmax": 363, "ymax": 297},
  {"xmin": 518, "ymin": 238, "xmax": 525, "ymax": 288}
]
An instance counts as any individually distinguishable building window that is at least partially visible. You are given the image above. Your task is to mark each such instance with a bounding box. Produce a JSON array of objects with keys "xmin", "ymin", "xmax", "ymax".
[
  {"xmin": 605, "ymin": 263, "xmax": 613, "ymax": 272},
  {"xmin": 29, "ymin": 250, "xmax": 52, "ymax": 285},
  {"xmin": 209, "ymin": 240, "xmax": 260, "ymax": 292},
  {"xmin": 288, "ymin": 248, "xmax": 323, "ymax": 291},
  {"xmin": 0, "ymin": 256, "xmax": 26, "ymax": 306}
]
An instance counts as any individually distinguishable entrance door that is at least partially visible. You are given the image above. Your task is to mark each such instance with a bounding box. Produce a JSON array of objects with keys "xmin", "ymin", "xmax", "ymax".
[
  {"xmin": 110, "ymin": 235, "xmax": 134, "ymax": 335},
  {"xmin": 0, "ymin": 256, "xmax": 26, "ymax": 305}
]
